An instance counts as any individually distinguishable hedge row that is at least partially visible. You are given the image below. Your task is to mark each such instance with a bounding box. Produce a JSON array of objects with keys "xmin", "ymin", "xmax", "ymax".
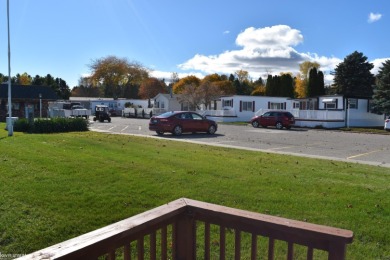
[{"xmin": 13, "ymin": 118, "xmax": 89, "ymax": 133}]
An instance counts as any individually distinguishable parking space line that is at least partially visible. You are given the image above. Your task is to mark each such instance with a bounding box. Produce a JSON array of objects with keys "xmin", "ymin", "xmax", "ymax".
[
  {"xmin": 268, "ymin": 146, "xmax": 297, "ymax": 150},
  {"xmin": 121, "ymin": 126, "xmax": 129, "ymax": 132},
  {"xmin": 347, "ymin": 149, "xmax": 383, "ymax": 159}
]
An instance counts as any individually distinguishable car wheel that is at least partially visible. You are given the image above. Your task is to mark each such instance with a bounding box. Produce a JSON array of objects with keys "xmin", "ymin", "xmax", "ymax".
[
  {"xmin": 251, "ymin": 121, "xmax": 259, "ymax": 128},
  {"xmin": 156, "ymin": 131, "xmax": 164, "ymax": 136},
  {"xmin": 108, "ymin": 118, "xmax": 111, "ymax": 123},
  {"xmin": 275, "ymin": 122, "xmax": 283, "ymax": 130},
  {"xmin": 93, "ymin": 117, "xmax": 97, "ymax": 121},
  {"xmin": 173, "ymin": 125, "xmax": 182, "ymax": 136},
  {"xmin": 208, "ymin": 125, "xmax": 216, "ymax": 134}
]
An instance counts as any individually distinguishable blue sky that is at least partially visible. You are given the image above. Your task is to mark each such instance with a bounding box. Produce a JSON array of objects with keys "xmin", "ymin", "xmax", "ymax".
[{"xmin": 0, "ymin": 0, "xmax": 389, "ymax": 88}]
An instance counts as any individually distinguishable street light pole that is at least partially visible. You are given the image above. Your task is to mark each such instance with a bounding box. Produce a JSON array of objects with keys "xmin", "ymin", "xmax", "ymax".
[
  {"xmin": 7, "ymin": 0, "xmax": 13, "ymax": 136},
  {"xmin": 39, "ymin": 93, "xmax": 42, "ymax": 118}
]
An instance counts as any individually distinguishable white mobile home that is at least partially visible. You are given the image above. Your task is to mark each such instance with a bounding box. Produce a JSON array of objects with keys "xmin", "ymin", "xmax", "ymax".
[
  {"xmin": 205, "ymin": 95, "xmax": 293, "ymax": 122},
  {"xmin": 295, "ymin": 95, "xmax": 384, "ymax": 128}
]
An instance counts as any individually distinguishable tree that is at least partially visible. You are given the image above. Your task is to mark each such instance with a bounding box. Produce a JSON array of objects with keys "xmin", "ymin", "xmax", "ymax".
[
  {"xmin": 299, "ymin": 61, "xmax": 320, "ymax": 79},
  {"xmin": 371, "ymin": 60, "xmax": 390, "ymax": 115},
  {"xmin": 199, "ymin": 73, "xmax": 235, "ymax": 95},
  {"xmin": 333, "ymin": 51, "xmax": 374, "ymax": 98},
  {"xmin": 280, "ymin": 73, "xmax": 294, "ymax": 98},
  {"xmin": 233, "ymin": 70, "xmax": 253, "ymax": 95},
  {"xmin": 88, "ymin": 56, "xmax": 149, "ymax": 98},
  {"xmin": 15, "ymin": 72, "xmax": 32, "ymax": 85},
  {"xmin": 139, "ymin": 77, "xmax": 167, "ymax": 99},
  {"xmin": 251, "ymin": 77, "xmax": 265, "ymax": 96},
  {"xmin": 172, "ymin": 75, "xmax": 200, "ymax": 94},
  {"xmin": 177, "ymin": 83, "xmax": 203, "ymax": 110},
  {"xmin": 294, "ymin": 74, "xmax": 306, "ymax": 98},
  {"xmin": 198, "ymin": 80, "xmax": 223, "ymax": 109},
  {"xmin": 295, "ymin": 61, "xmax": 320, "ymax": 98}
]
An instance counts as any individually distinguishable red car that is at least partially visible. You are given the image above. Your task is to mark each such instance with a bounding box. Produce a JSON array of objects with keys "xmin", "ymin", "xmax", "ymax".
[
  {"xmin": 149, "ymin": 111, "xmax": 218, "ymax": 136},
  {"xmin": 250, "ymin": 111, "xmax": 295, "ymax": 130}
]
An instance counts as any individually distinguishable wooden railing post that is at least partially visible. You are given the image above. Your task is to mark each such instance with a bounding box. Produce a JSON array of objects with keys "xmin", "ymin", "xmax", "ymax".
[
  {"xmin": 174, "ymin": 211, "xmax": 196, "ymax": 260},
  {"xmin": 328, "ymin": 242, "xmax": 347, "ymax": 260}
]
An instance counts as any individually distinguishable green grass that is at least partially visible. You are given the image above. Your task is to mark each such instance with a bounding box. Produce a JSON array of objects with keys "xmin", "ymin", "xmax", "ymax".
[{"xmin": 0, "ymin": 124, "xmax": 389, "ymax": 259}]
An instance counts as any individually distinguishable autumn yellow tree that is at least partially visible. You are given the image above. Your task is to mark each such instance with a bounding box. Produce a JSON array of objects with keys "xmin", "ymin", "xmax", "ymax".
[
  {"xmin": 139, "ymin": 77, "xmax": 167, "ymax": 99},
  {"xmin": 16, "ymin": 72, "xmax": 32, "ymax": 85},
  {"xmin": 295, "ymin": 61, "xmax": 320, "ymax": 98},
  {"xmin": 172, "ymin": 75, "xmax": 200, "ymax": 94},
  {"xmin": 88, "ymin": 56, "xmax": 149, "ymax": 98},
  {"xmin": 202, "ymin": 73, "xmax": 235, "ymax": 95},
  {"xmin": 294, "ymin": 73, "xmax": 306, "ymax": 98}
]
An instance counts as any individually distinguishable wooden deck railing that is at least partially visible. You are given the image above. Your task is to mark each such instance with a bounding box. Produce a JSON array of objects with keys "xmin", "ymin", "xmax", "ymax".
[{"xmin": 18, "ymin": 198, "xmax": 353, "ymax": 260}]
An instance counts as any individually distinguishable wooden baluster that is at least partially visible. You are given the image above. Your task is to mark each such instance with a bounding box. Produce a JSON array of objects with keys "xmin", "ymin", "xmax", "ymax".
[
  {"xmin": 220, "ymin": 226, "xmax": 226, "ymax": 260},
  {"xmin": 175, "ymin": 215, "xmax": 196, "ymax": 260},
  {"xmin": 287, "ymin": 242, "xmax": 294, "ymax": 260},
  {"xmin": 137, "ymin": 237, "xmax": 144, "ymax": 260},
  {"xmin": 268, "ymin": 238, "xmax": 275, "ymax": 260},
  {"xmin": 251, "ymin": 234, "xmax": 257, "ymax": 260},
  {"xmin": 307, "ymin": 247, "xmax": 313, "ymax": 260},
  {"xmin": 234, "ymin": 229, "xmax": 241, "ymax": 260},
  {"xmin": 161, "ymin": 226, "xmax": 167, "ymax": 260},
  {"xmin": 108, "ymin": 250, "xmax": 115, "ymax": 260},
  {"xmin": 124, "ymin": 243, "xmax": 131, "ymax": 260},
  {"xmin": 150, "ymin": 231, "xmax": 156, "ymax": 260},
  {"xmin": 204, "ymin": 222, "xmax": 210, "ymax": 260}
]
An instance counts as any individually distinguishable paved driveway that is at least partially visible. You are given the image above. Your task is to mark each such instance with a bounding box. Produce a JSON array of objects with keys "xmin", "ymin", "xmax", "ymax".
[{"xmin": 89, "ymin": 117, "xmax": 390, "ymax": 168}]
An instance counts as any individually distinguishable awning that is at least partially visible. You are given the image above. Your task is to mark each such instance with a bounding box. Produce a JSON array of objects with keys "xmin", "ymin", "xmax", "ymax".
[{"xmin": 322, "ymin": 98, "xmax": 336, "ymax": 102}]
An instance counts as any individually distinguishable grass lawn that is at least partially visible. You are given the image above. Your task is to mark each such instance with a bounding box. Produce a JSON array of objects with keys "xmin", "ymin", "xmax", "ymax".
[{"xmin": 0, "ymin": 124, "xmax": 389, "ymax": 259}]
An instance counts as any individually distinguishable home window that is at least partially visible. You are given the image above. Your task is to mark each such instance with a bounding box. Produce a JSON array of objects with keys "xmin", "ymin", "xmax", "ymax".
[
  {"xmin": 269, "ymin": 102, "xmax": 284, "ymax": 110},
  {"xmin": 222, "ymin": 99, "xmax": 233, "ymax": 107},
  {"xmin": 325, "ymin": 102, "xmax": 337, "ymax": 109},
  {"xmin": 242, "ymin": 101, "xmax": 253, "ymax": 111},
  {"xmin": 348, "ymin": 99, "xmax": 358, "ymax": 109},
  {"xmin": 6, "ymin": 102, "xmax": 20, "ymax": 110}
]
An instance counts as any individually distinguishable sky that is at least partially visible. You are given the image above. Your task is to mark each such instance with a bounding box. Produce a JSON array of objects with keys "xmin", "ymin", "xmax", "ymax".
[{"xmin": 0, "ymin": 0, "xmax": 389, "ymax": 88}]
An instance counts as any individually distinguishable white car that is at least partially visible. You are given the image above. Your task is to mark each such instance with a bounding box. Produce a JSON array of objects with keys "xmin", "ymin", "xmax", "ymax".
[{"xmin": 385, "ymin": 116, "xmax": 390, "ymax": 131}]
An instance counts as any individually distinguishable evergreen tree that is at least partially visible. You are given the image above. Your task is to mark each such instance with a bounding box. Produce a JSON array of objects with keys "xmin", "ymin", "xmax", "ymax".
[
  {"xmin": 317, "ymin": 71, "xmax": 325, "ymax": 96},
  {"xmin": 280, "ymin": 74, "xmax": 294, "ymax": 98},
  {"xmin": 333, "ymin": 51, "xmax": 375, "ymax": 98},
  {"xmin": 371, "ymin": 60, "xmax": 390, "ymax": 115},
  {"xmin": 265, "ymin": 75, "xmax": 273, "ymax": 96},
  {"xmin": 307, "ymin": 67, "xmax": 318, "ymax": 97}
]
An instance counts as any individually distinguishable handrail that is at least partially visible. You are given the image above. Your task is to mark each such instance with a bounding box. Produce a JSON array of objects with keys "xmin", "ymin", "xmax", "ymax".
[{"xmin": 17, "ymin": 198, "xmax": 353, "ymax": 260}]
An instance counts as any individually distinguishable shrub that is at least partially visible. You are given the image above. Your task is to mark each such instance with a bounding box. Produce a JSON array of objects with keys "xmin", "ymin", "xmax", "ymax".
[
  {"xmin": 13, "ymin": 118, "xmax": 31, "ymax": 132},
  {"xmin": 14, "ymin": 118, "xmax": 89, "ymax": 133}
]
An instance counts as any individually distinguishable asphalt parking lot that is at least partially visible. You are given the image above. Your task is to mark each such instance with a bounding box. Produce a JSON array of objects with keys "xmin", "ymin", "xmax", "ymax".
[{"xmin": 89, "ymin": 117, "xmax": 390, "ymax": 168}]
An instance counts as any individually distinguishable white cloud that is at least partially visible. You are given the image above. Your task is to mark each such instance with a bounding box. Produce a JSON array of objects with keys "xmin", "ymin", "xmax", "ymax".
[
  {"xmin": 368, "ymin": 12, "xmax": 382, "ymax": 23},
  {"xmin": 223, "ymin": 30, "xmax": 230, "ymax": 34},
  {"xmin": 178, "ymin": 25, "xmax": 341, "ymax": 82},
  {"xmin": 150, "ymin": 70, "xmax": 205, "ymax": 82},
  {"xmin": 371, "ymin": 58, "xmax": 390, "ymax": 75}
]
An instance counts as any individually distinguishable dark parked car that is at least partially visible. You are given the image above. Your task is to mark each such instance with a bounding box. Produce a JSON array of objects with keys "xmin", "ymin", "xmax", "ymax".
[
  {"xmin": 149, "ymin": 111, "xmax": 218, "ymax": 136},
  {"xmin": 250, "ymin": 111, "xmax": 295, "ymax": 130}
]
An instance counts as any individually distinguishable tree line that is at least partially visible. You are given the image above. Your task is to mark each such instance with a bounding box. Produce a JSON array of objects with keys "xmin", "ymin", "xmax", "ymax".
[
  {"xmin": 0, "ymin": 72, "xmax": 71, "ymax": 100},
  {"xmin": 5, "ymin": 51, "xmax": 389, "ymax": 116}
]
